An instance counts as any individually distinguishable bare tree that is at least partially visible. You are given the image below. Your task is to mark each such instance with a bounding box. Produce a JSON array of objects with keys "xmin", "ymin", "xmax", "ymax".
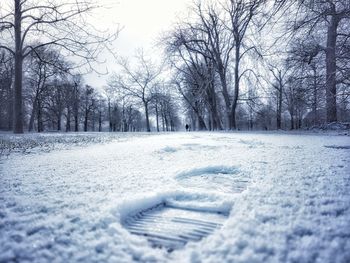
[
  {"xmin": 103, "ymin": 85, "xmax": 119, "ymax": 132},
  {"xmin": 165, "ymin": 0, "xmax": 264, "ymax": 130},
  {"xmin": 223, "ymin": 0, "xmax": 265, "ymax": 129},
  {"xmin": 109, "ymin": 51, "xmax": 163, "ymax": 132},
  {"xmin": 194, "ymin": 1, "xmax": 233, "ymax": 129},
  {"xmin": 171, "ymin": 67, "xmax": 208, "ymax": 131},
  {"xmin": 25, "ymin": 46, "xmax": 68, "ymax": 131},
  {"xmin": 0, "ymin": 51, "xmax": 13, "ymax": 130},
  {"xmin": 150, "ymin": 84, "xmax": 181, "ymax": 132},
  {"xmin": 265, "ymin": 64, "xmax": 289, "ymax": 129},
  {"xmin": 72, "ymin": 75, "xmax": 82, "ymax": 132},
  {"xmin": 81, "ymin": 85, "xmax": 96, "ymax": 132},
  {"xmin": 165, "ymin": 26, "xmax": 215, "ymax": 130},
  {"xmin": 278, "ymin": 0, "xmax": 350, "ymax": 123},
  {"xmin": 0, "ymin": 0, "xmax": 118, "ymax": 133},
  {"xmin": 285, "ymin": 37, "xmax": 327, "ymax": 127}
]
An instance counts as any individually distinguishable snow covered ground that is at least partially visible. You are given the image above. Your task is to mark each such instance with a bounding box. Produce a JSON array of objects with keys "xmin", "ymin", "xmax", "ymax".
[{"xmin": 0, "ymin": 131, "xmax": 349, "ymax": 263}]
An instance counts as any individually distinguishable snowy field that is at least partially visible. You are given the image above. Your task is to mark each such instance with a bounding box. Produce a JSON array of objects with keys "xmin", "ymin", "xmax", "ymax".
[{"xmin": 0, "ymin": 131, "xmax": 349, "ymax": 263}]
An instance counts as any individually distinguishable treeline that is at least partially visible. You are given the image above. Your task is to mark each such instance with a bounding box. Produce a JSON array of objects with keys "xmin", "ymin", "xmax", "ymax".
[
  {"xmin": 107, "ymin": 50, "xmax": 181, "ymax": 132},
  {"xmin": 0, "ymin": 0, "xmax": 180, "ymax": 133},
  {"xmin": 0, "ymin": 47, "xmax": 180, "ymax": 132},
  {"xmin": 163, "ymin": 0, "xmax": 350, "ymax": 131},
  {"xmin": 1, "ymin": 0, "xmax": 349, "ymax": 133},
  {"xmin": 0, "ymin": 0, "xmax": 119, "ymax": 133}
]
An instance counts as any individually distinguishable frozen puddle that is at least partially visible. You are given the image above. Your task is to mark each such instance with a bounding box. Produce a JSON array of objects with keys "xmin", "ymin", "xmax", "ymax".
[
  {"xmin": 176, "ymin": 166, "xmax": 249, "ymax": 193},
  {"xmin": 122, "ymin": 194, "xmax": 230, "ymax": 252}
]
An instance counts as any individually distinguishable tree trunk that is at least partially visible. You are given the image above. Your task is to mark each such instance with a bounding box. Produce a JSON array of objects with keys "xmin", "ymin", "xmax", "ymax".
[
  {"xmin": 207, "ymin": 82, "xmax": 222, "ymax": 130},
  {"xmin": 108, "ymin": 99, "xmax": 112, "ymax": 132},
  {"xmin": 13, "ymin": 0, "xmax": 23, "ymax": 133},
  {"xmin": 73, "ymin": 84, "xmax": 79, "ymax": 132},
  {"xmin": 144, "ymin": 101, "xmax": 151, "ymax": 132},
  {"xmin": 230, "ymin": 45, "xmax": 240, "ymax": 130},
  {"xmin": 155, "ymin": 103, "xmax": 159, "ymax": 132},
  {"xmin": 123, "ymin": 120, "xmax": 127, "ymax": 132},
  {"xmin": 313, "ymin": 68, "xmax": 318, "ymax": 125},
  {"xmin": 7, "ymin": 97, "xmax": 13, "ymax": 130},
  {"xmin": 208, "ymin": 114, "xmax": 212, "ymax": 131},
  {"xmin": 37, "ymin": 101, "xmax": 43, "ymax": 132},
  {"xmin": 66, "ymin": 108, "xmax": 71, "ymax": 132},
  {"xmin": 193, "ymin": 101, "xmax": 207, "ymax": 130},
  {"xmin": 28, "ymin": 98, "xmax": 37, "ymax": 132},
  {"xmin": 217, "ymin": 69, "xmax": 231, "ymax": 127},
  {"xmin": 164, "ymin": 111, "xmax": 169, "ymax": 131},
  {"xmin": 197, "ymin": 115, "xmax": 207, "ymax": 130},
  {"xmin": 325, "ymin": 14, "xmax": 338, "ymax": 123},
  {"xmin": 98, "ymin": 110, "xmax": 102, "ymax": 132},
  {"xmin": 92, "ymin": 110, "xmax": 95, "ymax": 131},
  {"xmin": 161, "ymin": 104, "xmax": 165, "ymax": 131},
  {"xmin": 170, "ymin": 119, "xmax": 174, "ymax": 132},
  {"xmin": 74, "ymin": 113, "xmax": 79, "ymax": 132},
  {"xmin": 7, "ymin": 71, "xmax": 14, "ymax": 131},
  {"xmin": 277, "ymin": 87, "xmax": 282, "ymax": 130},
  {"xmin": 54, "ymin": 87, "xmax": 62, "ymax": 131},
  {"xmin": 84, "ymin": 109, "xmax": 88, "ymax": 132},
  {"xmin": 57, "ymin": 112, "xmax": 62, "ymax": 131}
]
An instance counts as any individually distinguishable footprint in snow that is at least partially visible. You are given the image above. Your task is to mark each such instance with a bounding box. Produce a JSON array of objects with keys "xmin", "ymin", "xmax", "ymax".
[
  {"xmin": 176, "ymin": 166, "xmax": 250, "ymax": 194},
  {"xmin": 121, "ymin": 166, "xmax": 249, "ymax": 251},
  {"xmin": 121, "ymin": 193, "xmax": 230, "ymax": 252}
]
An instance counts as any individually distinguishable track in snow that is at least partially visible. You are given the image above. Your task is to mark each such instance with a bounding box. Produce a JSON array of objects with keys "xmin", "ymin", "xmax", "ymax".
[
  {"xmin": 122, "ymin": 166, "xmax": 249, "ymax": 251},
  {"xmin": 176, "ymin": 166, "xmax": 249, "ymax": 193},
  {"xmin": 122, "ymin": 203, "xmax": 228, "ymax": 252}
]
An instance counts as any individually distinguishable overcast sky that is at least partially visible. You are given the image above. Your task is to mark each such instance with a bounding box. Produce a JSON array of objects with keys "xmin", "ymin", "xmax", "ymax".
[{"xmin": 85, "ymin": 0, "xmax": 191, "ymax": 87}]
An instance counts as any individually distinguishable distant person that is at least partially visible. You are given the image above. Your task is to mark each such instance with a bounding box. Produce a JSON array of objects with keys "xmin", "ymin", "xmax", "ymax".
[{"xmin": 185, "ymin": 124, "xmax": 189, "ymax": 131}]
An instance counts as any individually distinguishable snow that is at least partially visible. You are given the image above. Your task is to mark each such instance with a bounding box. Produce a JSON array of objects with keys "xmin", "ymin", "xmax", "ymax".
[
  {"xmin": 176, "ymin": 166, "xmax": 246, "ymax": 194},
  {"xmin": 116, "ymin": 190, "xmax": 232, "ymax": 222},
  {"xmin": 0, "ymin": 131, "xmax": 349, "ymax": 262}
]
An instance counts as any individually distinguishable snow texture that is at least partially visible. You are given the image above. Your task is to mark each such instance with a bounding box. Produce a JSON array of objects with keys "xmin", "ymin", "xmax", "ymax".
[{"xmin": 0, "ymin": 131, "xmax": 350, "ymax": 262}]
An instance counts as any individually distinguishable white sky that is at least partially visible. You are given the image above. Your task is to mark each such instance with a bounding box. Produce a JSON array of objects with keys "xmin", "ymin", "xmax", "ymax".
[{"xmin": 84, "ymin": 0, "xmax": 191, "ymax": 87}]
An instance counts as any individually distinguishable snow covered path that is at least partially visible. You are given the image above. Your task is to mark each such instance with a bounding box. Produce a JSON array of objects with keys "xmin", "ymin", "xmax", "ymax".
[{"xmin": 0, "ymin": 132, "xmax": 349, "ymax": 262}]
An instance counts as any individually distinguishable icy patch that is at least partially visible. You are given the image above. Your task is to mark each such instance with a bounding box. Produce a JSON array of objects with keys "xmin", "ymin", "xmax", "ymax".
[
  {"xmin": 120, "ymin": 192, "xmax": 231, "ymax": 252},
  {"xmin": 176, "ymin": 166, "xmax": 249, "ymax": 193}
]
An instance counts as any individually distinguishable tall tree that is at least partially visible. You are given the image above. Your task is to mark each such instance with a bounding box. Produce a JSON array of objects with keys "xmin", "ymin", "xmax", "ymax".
[
  {"xmin": 224, "ymin": 0, "xmax": 265, "ymax": 129},
  {"xmin": 0, "ymin": 51, "xmax": 13, "ymax": 130},
  {"xmin": 267, "ymin": 64, "xmax": 288, "ymax": 129},
  {"xmin": 109, "ymin": 51, "xmax": 163, "ymax": 132},
  {"xmin": 278, "ymin": 0, "xmax": 350, "ymax": 123},
  {"xmin": 192, "ymin": 1, "xmax": 234, "ymax": 129},
  {"xmin": 166, "ymin": 0, "xmax": 265, "ymax": 130},
  {"xmin": 0, "ymin": 0, "xmax": 117, "ymax": 133},
  {"xmin": 25, "ymin": 46, "xmax": 68, "ymax": 132}
]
